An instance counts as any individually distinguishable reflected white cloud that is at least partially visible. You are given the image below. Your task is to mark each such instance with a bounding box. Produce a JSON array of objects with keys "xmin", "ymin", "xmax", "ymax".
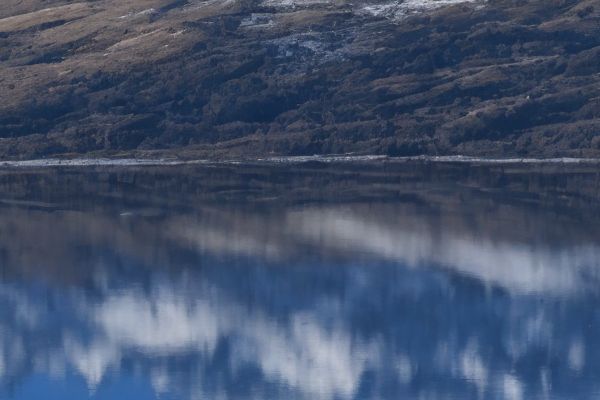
[
  {"xmin": 81, "ymin": 290, "xmax": 457, "ymax": 399},
  {"xmin": 0, "ymin": 262, "xmax": 599, "ymax": 400},
  {"xmin": 46, "ymin": 283, "xmax": 380, "ymax": 399},
  {"xmin": 165, "ymin": 206, "xmax": 600, "ymax": 297},
  {"xmin": 95, "ymin": 291, "xmax": 221, "ymax": 354},
  {"xmin": 0, "ymin": 345, "xmax": 4, "ymax": 379},
  {"xmin": 460, "ymin": 341, "xmax": 488, "ymax": 395},
  {"xmin": 396, "ymin": 354, "xmax": 413, "ymax": 384},
  {"xmin": 1, "ymin": 195, "xmax": 600, "ymax": 400},
  {"xmin": 568, "ymin": 340, "xmax": 585, "ymax": 372},
  {"xmin": 289, "ymin": 208, "xmax": 600, "ymax": 295},
  {"xmin": 64, "ymin": 338, "xmax": 120, "ymax": 389},
  {"xmin": 502, "ymin": 374, "xmax": 523, "ymax": 400},
  {"xmin": 173, "ymin": 222, "xmax": 283, "ymax": 260}
]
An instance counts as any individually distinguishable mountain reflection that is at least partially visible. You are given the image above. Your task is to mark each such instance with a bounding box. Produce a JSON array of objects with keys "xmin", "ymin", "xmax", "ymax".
[{"xmin": 0, "ymin": 163, "xmax": 599, "ymax": 400}]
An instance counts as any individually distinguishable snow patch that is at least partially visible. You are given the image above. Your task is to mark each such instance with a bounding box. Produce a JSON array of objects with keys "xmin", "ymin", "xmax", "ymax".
[
  {"xmin": 240, "ymin": 13, "xmax": 275, "ymax": 28},
  {"xmin": 262, "ymin": 0, "xmax": 331, "ymax": 9},
  {"xmin": 118, "ymin": 8, "xmax": 157, "ymax": 19},
  {"xmin": 361, "ymin": 0, "xmax": 483, "ymax": 21}
]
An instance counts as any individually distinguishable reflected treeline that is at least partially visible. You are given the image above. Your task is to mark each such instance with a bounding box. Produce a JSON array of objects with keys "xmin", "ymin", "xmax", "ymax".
[
  {"xmin": 0, "ymin": 161, "xmax": 599, "ymax": 212},
  {"xmin": 0, "ymin": 162, "xmax": 599, "ymax": 399}
]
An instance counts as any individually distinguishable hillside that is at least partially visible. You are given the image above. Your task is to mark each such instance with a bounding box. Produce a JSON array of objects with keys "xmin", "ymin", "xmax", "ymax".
[{"xmin": 0, "ymin": 0, "xmax": 599, "ymax": 159}]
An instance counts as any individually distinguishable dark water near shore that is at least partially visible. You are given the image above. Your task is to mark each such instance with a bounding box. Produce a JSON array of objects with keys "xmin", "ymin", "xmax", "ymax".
[{"xmin": 0, "ymin": 161, "xmax": 599, "ymax": 400}]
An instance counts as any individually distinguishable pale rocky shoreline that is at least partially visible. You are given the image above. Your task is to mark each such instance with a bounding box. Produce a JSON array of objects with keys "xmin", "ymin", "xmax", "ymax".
[{"xmin": 2, "ymin": 154, "xmax": 600, "ymax": 168}]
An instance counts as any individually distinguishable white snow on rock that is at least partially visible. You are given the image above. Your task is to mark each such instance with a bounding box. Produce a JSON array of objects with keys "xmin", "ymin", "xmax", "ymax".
[
  {"xmin": 240, "ymin": 13, "xmax": 275, "ymax": 28},
  {"xmin": 261, "ymin": 0, "xmax": 332, "ymax": 9},
  {"xmin": 361, "ymin": 0, "xmax": 483, "ymax": 21},
  {"xmin": 259, "ymin": 0, "xmax": 485, "ymax": 17},
  {"xmin": 118, "ymin": 8, "xmax": 158, "ymax": 19}
]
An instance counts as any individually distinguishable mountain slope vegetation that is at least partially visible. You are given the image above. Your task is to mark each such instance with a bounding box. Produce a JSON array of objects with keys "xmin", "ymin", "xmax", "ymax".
[{"xmin": 0, "ymin": 0, "xmax": 599, "ymax": 159}]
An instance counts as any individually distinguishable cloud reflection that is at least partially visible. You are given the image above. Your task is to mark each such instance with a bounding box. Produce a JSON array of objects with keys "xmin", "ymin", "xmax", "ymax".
[{"xmin": 0, "ymin": 172, "xmax": 599, "ymax": 399}]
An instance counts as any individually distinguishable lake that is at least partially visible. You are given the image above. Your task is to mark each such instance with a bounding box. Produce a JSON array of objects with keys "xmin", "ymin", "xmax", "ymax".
[{"xmin": 0, "ymin": 160, "xmax": 599, "ymax": 400}]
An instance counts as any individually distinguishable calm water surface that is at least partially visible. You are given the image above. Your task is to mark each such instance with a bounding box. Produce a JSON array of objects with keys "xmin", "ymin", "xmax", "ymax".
[{"xmin": 0, "ymin": 162, "xmax": 599, "ymax": 400}]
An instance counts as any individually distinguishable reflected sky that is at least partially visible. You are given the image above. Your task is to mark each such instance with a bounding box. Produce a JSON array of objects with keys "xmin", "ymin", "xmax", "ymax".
[{"xmin": 0, "ymin": 163, "xmax": 599, "ymax": 400}]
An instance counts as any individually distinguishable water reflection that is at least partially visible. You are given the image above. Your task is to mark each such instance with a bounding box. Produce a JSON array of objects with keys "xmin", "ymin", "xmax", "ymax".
[{"xmin": 0, "ymin": 163, "xmax": 599, "ymax": 399}]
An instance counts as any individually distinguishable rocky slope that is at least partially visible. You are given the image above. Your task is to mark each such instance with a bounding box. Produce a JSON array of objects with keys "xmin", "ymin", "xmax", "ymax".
[{"xmin": 0, "ymin": 0, "xmax": 599, "ymax": 159}]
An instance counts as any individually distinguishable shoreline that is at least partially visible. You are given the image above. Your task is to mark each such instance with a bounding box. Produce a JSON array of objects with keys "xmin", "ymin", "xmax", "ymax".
[{"xmin": 1, "ymin": 155, "xmax": 600, "ymax": 168}]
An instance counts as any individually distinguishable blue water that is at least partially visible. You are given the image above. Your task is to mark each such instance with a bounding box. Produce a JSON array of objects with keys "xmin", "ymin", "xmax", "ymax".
[{"xmin": 0, "ymin": 163, "xmax": 599, "ymax": 400}]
